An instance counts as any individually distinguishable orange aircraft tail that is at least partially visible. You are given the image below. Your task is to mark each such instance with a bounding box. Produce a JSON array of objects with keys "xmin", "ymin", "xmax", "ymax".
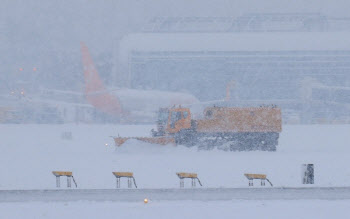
[{"xmin": 80, "ymin": 42, "xmax": 123, "ymax": 115}]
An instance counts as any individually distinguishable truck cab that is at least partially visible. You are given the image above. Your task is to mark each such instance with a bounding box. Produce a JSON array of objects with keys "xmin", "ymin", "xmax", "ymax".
[
  {"xmin": 153, "ymin": 107, "xmax": 192, "ymax": 136},
  {"xmin": 167, "ymin": 107, "xmax": 192, "ymax": 134}
]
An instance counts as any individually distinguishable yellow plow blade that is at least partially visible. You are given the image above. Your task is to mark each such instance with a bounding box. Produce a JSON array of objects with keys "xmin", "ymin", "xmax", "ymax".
[{"xmin": 113, "ymin": 136, "xmax": 175, "ymax": 146}]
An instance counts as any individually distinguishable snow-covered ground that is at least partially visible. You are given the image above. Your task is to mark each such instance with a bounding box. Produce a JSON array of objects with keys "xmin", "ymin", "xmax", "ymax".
[
  {"xmin": 0, "ymin": 124, "xmax": 349, "ymax": 218},
  {"xmin": 0, "ymin": 124, "xmax": 349, "ymax": 189},
  {"xmin": 2, "ymin": 200, "xmax": 350, "ymax": 219}
]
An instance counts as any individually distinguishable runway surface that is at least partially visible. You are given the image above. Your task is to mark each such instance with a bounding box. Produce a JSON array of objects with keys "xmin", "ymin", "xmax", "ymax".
[{"xmin": 1, "ymin": 187, "xmax": 350, "ymax": 202}]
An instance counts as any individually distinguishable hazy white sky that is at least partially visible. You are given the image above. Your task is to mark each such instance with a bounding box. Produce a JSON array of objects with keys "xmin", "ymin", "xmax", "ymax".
[
  {"xmin": 2, "ymin": 0, "xmax": 350, "ymax": 53},
  {"xmin": 3, "ymin": 0, "xmax": 350, "ymax": 17}
]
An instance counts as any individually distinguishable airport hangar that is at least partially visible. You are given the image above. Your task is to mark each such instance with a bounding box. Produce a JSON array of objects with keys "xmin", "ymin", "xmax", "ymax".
[{"xmin": 115, "ymin": 16, "xmax": 350, "ymax": 123}]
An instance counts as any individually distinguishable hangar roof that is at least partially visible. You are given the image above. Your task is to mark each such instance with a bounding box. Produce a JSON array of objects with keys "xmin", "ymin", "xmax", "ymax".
[{"xmin": 119, "ymin": 32, "xmax": 350, "ymax": 62}]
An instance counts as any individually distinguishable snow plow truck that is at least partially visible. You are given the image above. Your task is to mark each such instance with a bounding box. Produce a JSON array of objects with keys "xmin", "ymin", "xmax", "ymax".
[{"xmin": 114, "ymin": 106, "xmax": 282, "ymax": 151}]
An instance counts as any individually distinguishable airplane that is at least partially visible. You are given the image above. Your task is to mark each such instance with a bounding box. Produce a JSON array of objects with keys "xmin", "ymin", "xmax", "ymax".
[{"xmin": 80, "ymin": 42, "xmax": 199, "ymax": 123}]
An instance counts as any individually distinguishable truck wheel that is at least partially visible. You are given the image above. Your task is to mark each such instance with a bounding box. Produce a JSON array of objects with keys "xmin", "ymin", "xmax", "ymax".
[{"xmin": 175, "ymin": 129, "xmax": 197, "ymax": 147}]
